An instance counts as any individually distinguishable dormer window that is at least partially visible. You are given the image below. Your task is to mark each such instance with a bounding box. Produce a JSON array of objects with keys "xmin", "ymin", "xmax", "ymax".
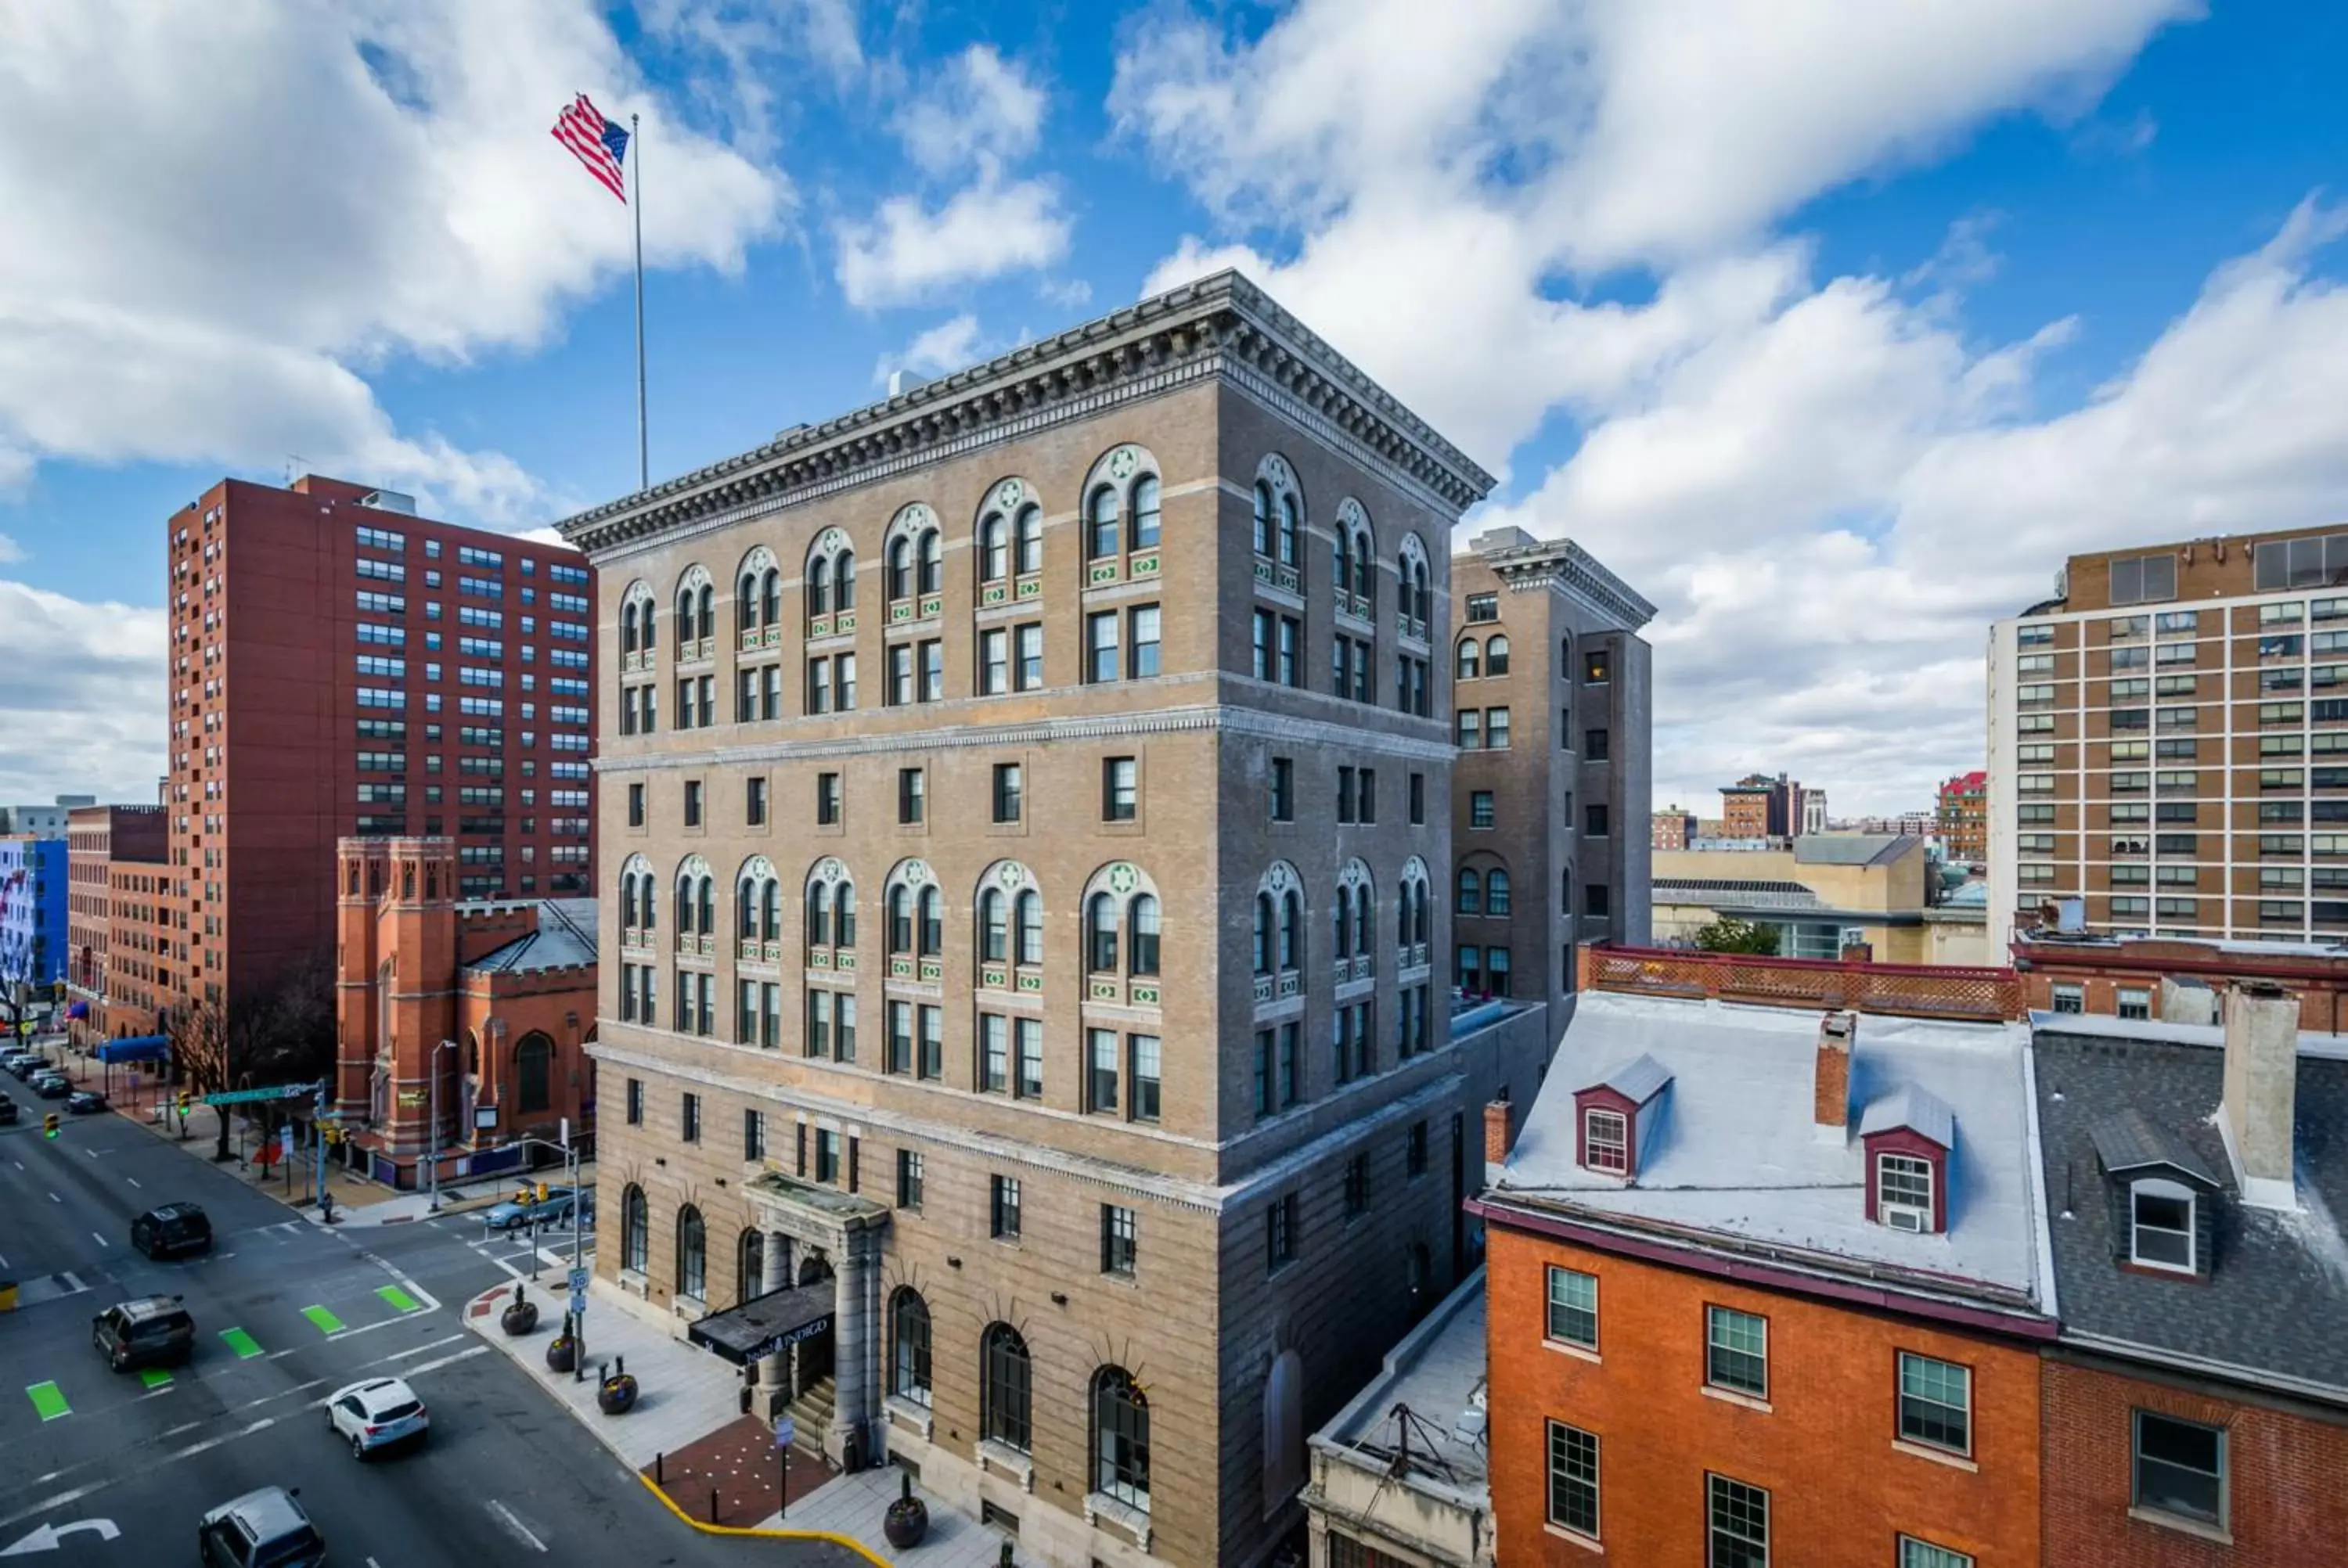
[
  {"xmin": 1572, "ymin": 1054, "xmax": 1671, "ymax": 1181},
  {"xmin": 2129, "ymin": 1179, "xmax": 2196, "ymax": 1272},
  {"xmin": 1859, "ymin": 1087, "xmax": 1954, "ymax": 1235},
  {"xmin": 1584, "ymin": 1109, "xmax": 1629, "ymax": 1174}
]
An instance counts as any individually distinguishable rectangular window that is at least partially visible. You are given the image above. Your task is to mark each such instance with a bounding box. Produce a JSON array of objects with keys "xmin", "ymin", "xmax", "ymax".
[
  {"xmin": 1252, "ymin": 609, "xmax": 1273, "ymax": 681},
  {"xmin": 1897, "ymin": 1353, "xmax": 1972, "ymax": 1456},
  {"xmin": 1899, "ymin": 1540, "xmax": 1974, "ymax": 1568},
  {"xmin": 1014, "ymin": 624, "xmax": 1043, "ymax": 690},
  {"xmin": 1546, "ymin": 1422, "xmax": 1601, "ymax": 1541},
  {"xmin": 1014, "ymin": 1017, "xmax": 1043, "ymax": 1099},
  {"xmin": 1486, "ymin": 707, "xmax": 1511, "ymax": 749},
  {"xmin": 899, "ymin": 767, "xmax": 924, "ymax": 825},
  {"xmin": 990, "ymin": 1174, "xmax": 1021, "ymax": 1240},
  {"xmin": 1706, "ymin": 1475, "xmax": 1769, "ymax": 1568},
  {"xmin": 1100, "ymin": 1205, "xmax": 1138, "ymax": 1278},
  {"xmin": 992, "ymin": 762, "xmax": 1024, "ymax": 824},
  {"xmin": 1089, "ymin": 1028, "xmax": 1120, "ymax": 1113},
  {"xmin": 1546, "ymin": 1266, "xmax": 1598, "ymax": 1350},
  {"xmin": 1586, "ymin": 804, "xmax": 1608, "ymax": 838},
  {"xmin": 1278, "ymin": 615, "xmax": 1300, "ymax": 688},
  {"xmin": 1129, "ymin": 605, "xmax": 1161, "ymax": 678},
  {"xmin": 896, "ymin": 1149, "xmax": 924, "ymax": 1210},
  {"xmin": 1583, "ymin": 1108, "xmax": 1627, "ymax": 1173},
  {"xmin": 746, "ymin": 776, "xmax": 767, "ymax": 826},
  {"xmin": 2109, "ymin": 553, "xmax": 2178, "ymax": 604},
  {"xmin": 1103, "ymin": 757, "xmax": 1138, "ymax": 822},
  {"xmin": 887, "ymin": 643, "xmax": 913, "ymax": 706},
  {"xmin": 2134, "ymin": 1409, "xmax": 2225, "ymax": 1527},
  {"xmin": 1471, "ymin": 791, "xmax": 1495, "ymax": 829},
  {"xmin": 2051, "ymin": 982, "xmax": 2085, "ymax": 1014},
  {"xmin": 1358, "ymin": 769, "xmax": 1376, "ymax": 823},
  {"xmin": 978, "ymin": 628, "xmax": 1008, "ymax": 696},
  {"xmin": 680, "ymin": 1092, "xmax": 701, "ymax": 1144},
  {"xmin": 815, "ymin": 1129, "xmax": 841, "ymax": 1185},
  {"xmin": 1585, "ymin": 727, "xmax": 1609, "ymax": 761},
  {"xmin": 1705, "ymin": 1306, "xmax": 1768, "ymax": 1397},
  {"xmin": 1464, "ymin": 592, "xmax": 1497, "ymax": 624},
  {"xmin": 627, "ymin": 783, "xmax": 646, "ymax": 827},
  {"xmin": 625, "ymin": 1078, "xmax": 643, "ymax": 1126},
  {"xmin": 1456, "ymin": 709, "xmax": 1481, "ymax": 749},
  {"xmin": 979, "ymin": 1014, "xmax": 1008, "ymax": 1093},
  {"xmin": 920, "ymin": 638, "xmax": 943, "ymax": 703},
  {"xmin": 919, "ymin": 1005, "xmax": 944, "ymax": 1081},
  {"xmin": 1266, "ymin": 1192, "xmax": 1298, "ymax": 1271},
  {"xmin": 888, "ymin": 1002, "xmax": 913, "ymax": 1076},
  {"xmin": 682, "ymin": 779, "xmax": 702, "ymax": 828},
  {"xmin": 1584, "ymin": 648, "xmax": 1611, "ymax": 684},
  {"xmin": 1410, "ymin": 772, "xmax": 1425, "ymax": 825},
  {"xmin": 1271, "ymin": 757, "xmax": 1295, "ymax": 822},
  {"xmin": 816, "ymin": 771, "xmax": 841, "ymax": 825},
  {"xmin": 1086, "ymin": 610, "xmax": 1121, "ymax": 683}
]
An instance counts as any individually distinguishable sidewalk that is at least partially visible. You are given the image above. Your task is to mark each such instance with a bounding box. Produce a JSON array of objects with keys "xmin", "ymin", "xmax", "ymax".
[{"xmin": 464, "ymin": 1278, "xmax": 1007, "ymax": 1566}]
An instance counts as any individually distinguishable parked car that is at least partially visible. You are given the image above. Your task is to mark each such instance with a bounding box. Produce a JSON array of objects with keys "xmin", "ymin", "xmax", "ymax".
[
  {"xmin": 31, "ymin": 1074, "xmax": 70, "ymax": 1099},
  {"xmin": 4, "ymin": 1052, "xmax": 44, "ymax": 1079},
  {"xmin": 92, "ymin": 1296, "xmax": 194, "ymax": 1372},
  {"xmin": 326, "ymin": 1376, "xmax": 430, "ymax": 1458},
  {"xmin": 131, "ymin": 1203, "xmax": 213, "ymax": 1260},
  {"xmin": 66, "ymin": 1089, "xmax": 106, "ymax": 1114},
  {"xmin": 198, "ymin": 1487, "xmax": 325, "ymax": 1568},
  {"xmin": 0, "ymin": 1096, "xmax": 17, "ymax": 1125},
  {"xmin": 484, "ymin": 1185, "xmax": 582, "ymax": 1232}
]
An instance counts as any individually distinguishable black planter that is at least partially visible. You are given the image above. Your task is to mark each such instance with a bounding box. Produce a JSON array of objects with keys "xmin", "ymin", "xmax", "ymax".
[
  {"xmin": 545, "ymin": 1335, "xmax": 577, "ymax": 1374},
  {"xmin": 597, "ymin": 1374, "xmax": 639, "ymax": 1415},
  {"xmin": 502, "ymin": 1296, "xmax": 539, "ymax": 1337},
  {"xmin": 884, "ymin": 1473, "xmax": 929, "ymax": 1548}
]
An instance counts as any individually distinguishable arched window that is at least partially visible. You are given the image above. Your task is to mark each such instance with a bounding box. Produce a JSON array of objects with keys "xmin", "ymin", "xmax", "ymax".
[
  {"xmin": 891, "ymin": 1289, "xmax": 932, "ymax": 1408},
  {"xmin": 738, "ymin": 1229, "xmax": 765, "ymax": 1307},
  {"xmin": 1457, "ymin": 638, "xmax": 1480, "ymax": 680},
  {"xmin": 621, "ymin": 601, "xmax": 640, "ymax": 655},
  {"xmin": 1254, "ymin": 894, "xmax": 1274, "ymax": 976},
  {"xmin": 1016, "ymin": 890, "xmax": 1043, "ymax": 967},
  {"xmin": 676, "ymin": 1206, "xmax": 706, "ymax": 1300},
  {"xmin": 1488, "ymin": 869, "xmax": 1512, "ymax": 915},
  {"xmin": 1332, "ymin": 530, "xmax": 1351, "ymax": 604},
  {"xmin": 837, "ymin": 552, "xmax": 857, "ymax": 609},
  {"xmin": 515, "ymin": 1032, "xmax": 553, "ymax": 1114},
  {"xmin": 1278, "ymin": 493, "xmax": 1300, "ymax": 566},
  {"xmin": 697, "ymin": 582, "xmax": 714, "ymax": 638},
  {"xmin": 805, "ymin": 883, "xmax": 830, "ymax": 947},
  {"xmin": 1252, "ymin": 482, "xmax": 1274, "ymax": 557},
  {"xmin": 918, "ymin": 886, "xmax": 943, "ymax": 956},
  {"xmin": 917, "ymin": 529, "xmax": 942, "ymax": 595},
  {"xmin": 1457, "ymin": 868, "xmax": 1482, "ymax": 915},
  {"xmin": 980, "ymin": 889, "xmax": 1008, "ymax": 962},
  {"xmin": 1094, "ymin": 1367, "xmax": 1151, "ymax": 1509},
  {"xmin": 676, "ymin": 584, "xmax": 698, "ymax": 643},
  {"xmin": 1264, "ymin": 1348, "xmax": 1305, "ymax": 1506},
  {"xmin": 1088, "ymin": 486, "xmax": 1120, "ymax": 560},
  {"xmin": 676, "ymin": 869, "xmax": 700, "ymax": 933},
  {"xmin": 1486, "ymin": 635, "xmax": 1511, "ymax": 676},
  {"xmin": 1132, "ymin": 475, "xmax": 1161, "ymax": 551},
  {"xmin": 762, "ymin": 880, "xmax": 780, "ymax": 941},
  {"xmin": 1088, "ymin": 892, "xmax": 1118, "ymax": 973},
  {"xmin": 1015, "ymin": 505, "xmax": 1043, "ymax": 575},
  {"xmin": 808, "ymin": 557, "xmax": 830, "ymax": 615},
  {"xmin": 1280, "ymin": 891, "xmax": 1302, "ymax": 971},
  {"xmin": 888, "ymin": 886, "xmax": 913, "ymax": 955},
  {"xmin": 1129, "ymin": 895, "xmax": 1161, "ymax": 976},
  {"xmin": 738, "ymin": 874, "xmax": 762, "ymax": 940},
  {"xmin": 762, "ymin": 569, "xmax": 780, "ymax": 626},
  {"xmin": 981, "ymin": 1324, "xmax": 1032, "ymax": 1453},
  {"xmin": 979, "ymin": 513, "xmax": 1008, "ymax": 582},
  {"xmin": 1414, "ymin": 879, "xmax": 1429, "ymax": 944},
  {"xmin": 1352, "ymin": 527, "xmax": 1374, "ymax": 603},
  {"xmin": 835, "ymin": 883, "xmax": 856, "ymax": 948},
  {"xmin": 1354, "ymin": 886, "xmax": 1373, "ymax": 955},
  {"xmin": 697, "ymin": 876, "xmax": 714, "ymax": 936},
  {"xmin": 888, "ymin": 538, "xmax": 913, "ymax": 602},
  {"xmin": 738, "ymin": 573, "xmax": 758, "ymax": 632},
  {"xmin": 621, "ymin": 1185, "xmax": 648, "ymax": 1272},
  {"xmin": 1333, "ymin": 887, "xmax": 1353, "ymax": 959}
]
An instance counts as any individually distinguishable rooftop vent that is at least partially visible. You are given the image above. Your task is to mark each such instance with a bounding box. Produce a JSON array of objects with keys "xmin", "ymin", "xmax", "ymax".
[{"xmin": 358, "ymin": 489, "xmax": 416, "ymax": 516}]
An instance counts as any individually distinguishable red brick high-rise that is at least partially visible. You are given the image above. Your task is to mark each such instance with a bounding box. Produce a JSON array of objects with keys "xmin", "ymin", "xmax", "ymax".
[{"xmin": 164, "ymin": 477, "xmax": 595, "ymax": 1031}]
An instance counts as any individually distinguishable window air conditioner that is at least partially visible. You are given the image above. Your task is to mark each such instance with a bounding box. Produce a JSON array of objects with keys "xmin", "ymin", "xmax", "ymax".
[{"xmin": 1882, "ymin": 1202, "xmax": 1928, "ymax": 1233}]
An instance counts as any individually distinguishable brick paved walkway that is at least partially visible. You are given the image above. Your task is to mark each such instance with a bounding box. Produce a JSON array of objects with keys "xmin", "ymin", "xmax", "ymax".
[{"xmin": 644, "ymin": 1414, "xmax": 840, "ymax": 1528}]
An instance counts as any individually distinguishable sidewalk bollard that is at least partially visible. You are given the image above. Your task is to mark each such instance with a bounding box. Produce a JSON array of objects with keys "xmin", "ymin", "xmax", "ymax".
[
  {"xmin": 655, "ymin": 1451, "xmax": 664, "ymax": 1486},
  {"xmin": 710, "ymin": 1487, "xmax": 719, "ymax": 1525}
]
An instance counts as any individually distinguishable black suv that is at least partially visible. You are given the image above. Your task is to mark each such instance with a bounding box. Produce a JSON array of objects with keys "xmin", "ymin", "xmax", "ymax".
[
  {"xmin": 92, "ymin": 1296, "xmax": 195, "ymax": 1372},
  {"xmin": 131, "ymin": 1203, "xmax": 213, "ymax": 1260},
  {"xmin": 0, "ymin": 1096, "xmax": 16, "ymax": 1125}
]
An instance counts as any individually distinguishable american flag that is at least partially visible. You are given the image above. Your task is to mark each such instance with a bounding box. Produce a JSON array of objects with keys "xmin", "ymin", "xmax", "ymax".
[{"xmin": 552, "ymin": 93, "xmax": 629, "ymax": 202}]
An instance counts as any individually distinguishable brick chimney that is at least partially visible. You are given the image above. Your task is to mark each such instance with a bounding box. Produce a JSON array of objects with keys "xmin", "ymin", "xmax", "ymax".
[
  {"xmin": 1484, "ymin": 1099, "xmax": 1514, "ymax": 1183},
  {"xmin": 2222, "ymin": 982, "xmax": 2301, "ymax": 1210},
  {"xmin": 1813, "ymin": 1012, "xmax": 1855, "ymax": 1142}
]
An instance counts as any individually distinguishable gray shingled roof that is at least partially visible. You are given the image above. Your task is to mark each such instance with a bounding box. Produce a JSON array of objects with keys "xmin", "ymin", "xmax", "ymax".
[
  {"xmin": 2033, "ymin": 1023, "xmax": 2348, "ymax": 1397},
  {"xmin": 1579, "ymin": 1052, "xmax": 1672, "ymax": 1106},
  {"xmin": 2085, "ymin": 1108, "xmax": 2218, "ymax": 1185},
  {"xmin": 1859, "ymin": 1084, "xmax": 1956, "ymax": 1149},
  {"xmin": 467, "ymin": 897, "xmax": 598, "ymax": 975},
  {"xmin": 1793, "ymin": 833, "xmax": 1919, "ymax": 868}
]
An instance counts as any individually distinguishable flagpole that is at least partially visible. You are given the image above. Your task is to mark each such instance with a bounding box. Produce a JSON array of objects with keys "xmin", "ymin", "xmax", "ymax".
[{"xmin": 631, "ymin": 113, "xmax": 647, "ymax": 493}]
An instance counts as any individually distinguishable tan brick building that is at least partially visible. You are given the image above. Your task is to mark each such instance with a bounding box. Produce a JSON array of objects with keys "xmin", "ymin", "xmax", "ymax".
[
  {"xmin": 63, "ymin": 804, "xmax": 170, "ymax": 1045},
  {"xmin": 1449, "ymin": 527, "xmax": 1653, "ymax": 1020},
  {"xmin": 558, "ymin": 273, "xmax": 1561, "ymax": 1568}
]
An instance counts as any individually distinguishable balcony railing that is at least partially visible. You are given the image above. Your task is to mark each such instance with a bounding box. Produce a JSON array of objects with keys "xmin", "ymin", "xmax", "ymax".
[{"xmin": 1578, "ymin": 943, "xmax": 2023, "ymax": 1023}]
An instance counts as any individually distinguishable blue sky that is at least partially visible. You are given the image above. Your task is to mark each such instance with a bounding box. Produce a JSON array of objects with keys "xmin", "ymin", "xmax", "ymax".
[{"xmin": 2, "ymin": 1, "xmax": 2345, "ymax": 815}]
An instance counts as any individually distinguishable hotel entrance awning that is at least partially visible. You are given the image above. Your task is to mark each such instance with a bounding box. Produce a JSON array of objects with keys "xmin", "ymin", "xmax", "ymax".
[{"xmin": 686, "ymin": 1282, "xmax": 834, "ymax": 1366}]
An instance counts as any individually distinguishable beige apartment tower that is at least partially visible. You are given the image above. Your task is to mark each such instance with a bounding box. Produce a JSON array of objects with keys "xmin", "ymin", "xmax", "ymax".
[
  {"xmin": 560, "ymin": 274, "xmax": 1563, "ymax": 1568},
  {"xmin": 1990, "ymin": 523, "xmax": 2348, "ymax": 955}
]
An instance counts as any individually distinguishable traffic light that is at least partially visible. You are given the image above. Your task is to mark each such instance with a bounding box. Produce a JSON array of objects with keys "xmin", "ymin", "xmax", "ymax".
[
  {"xmin": 176, "ymin": 1090, "xmax": 191, "ymax": 1113},
  {"xmin": 42, "ymin": 1113, "xmax": 59, "ymax": 1139}
]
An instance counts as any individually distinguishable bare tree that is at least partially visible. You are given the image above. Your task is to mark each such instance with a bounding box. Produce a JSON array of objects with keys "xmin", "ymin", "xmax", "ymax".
[{"xmin": 167, "ymin": 948, "xmax": 337, "ymax": 1161}]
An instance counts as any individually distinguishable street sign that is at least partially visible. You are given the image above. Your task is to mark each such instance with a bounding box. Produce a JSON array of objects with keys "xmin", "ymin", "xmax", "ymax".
[
  {"xmin": 396, "ymin": 1091, "xmax": 426, "ymax": 1108},
  {"xmin": 568, "ymin": 1267, "xmax": 589, "ymax": 1295},
  {"xmin": 569, "ymin": 1286, "xmax": 587, "ymax": 1318},
  {"xmin": 200, "ymin": 1082, "xmax": 318, "ymax": 1108},
  {"xmin": 775, "ymin": 1417, "xmax": 796, "ymax": 1449}
]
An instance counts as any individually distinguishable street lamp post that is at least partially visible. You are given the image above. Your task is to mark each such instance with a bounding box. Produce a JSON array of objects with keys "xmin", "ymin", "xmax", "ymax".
[{"xmin": 427, "ymin": 1038, "xmax": 456, "ymax": 1213}]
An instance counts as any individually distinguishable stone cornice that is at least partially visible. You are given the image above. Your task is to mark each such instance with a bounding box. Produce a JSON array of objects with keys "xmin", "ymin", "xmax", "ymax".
[
  {"xmin": 556, "ymin": 271, "xmax": 1498, "ymax": 560},
  {"xmin": 1482, "ymin": 538, "xmax": 1658, "ymax": 632}
]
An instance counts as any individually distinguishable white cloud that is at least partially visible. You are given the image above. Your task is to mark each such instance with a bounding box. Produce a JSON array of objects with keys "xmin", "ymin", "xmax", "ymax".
[
  {"xmin": 835, "ymin": 46, "xmax": 1069, "ymax": 309},
  {"xmin": 837, "ymin": 180, "xmax": 1071, "ymax": 309},
  {"xmin": 0, "ymin": 533, "xmax": 22, "ymax": 565},
  {"xmin": 0, "ymin": 581, "xmax": 166, "ymax": 804},
  {"xmin": 0, "ymin": 1, "xmax": 787, "ymax": 527},
  {"xmin": 1113, "ymin": 0, "xmax": 2295, "ymax": 815},
  {"xmin": 876, "ymin": 315, "xmax": 985, "ymax": 384}
]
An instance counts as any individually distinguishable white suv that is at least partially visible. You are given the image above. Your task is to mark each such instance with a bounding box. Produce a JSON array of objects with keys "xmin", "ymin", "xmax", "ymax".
[{"xmin": 326, "ymin": 1376, "xmax": 430, "ymax": 1458}]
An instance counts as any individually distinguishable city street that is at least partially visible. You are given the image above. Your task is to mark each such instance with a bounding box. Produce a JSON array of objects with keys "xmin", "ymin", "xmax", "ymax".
[{"xmin": 0, "ymin": 1076, "xmax": 789, "ymax": 1565}]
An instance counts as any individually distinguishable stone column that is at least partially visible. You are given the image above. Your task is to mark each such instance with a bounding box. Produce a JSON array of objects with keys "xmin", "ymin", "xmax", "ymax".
[
  {"xmin": 754, "ymin": 1228, "xmax": 791, "ymax": 1422},
  {"xmin": 827, "ymin": 1226, "xmax": 873, "ymax": 1469}
]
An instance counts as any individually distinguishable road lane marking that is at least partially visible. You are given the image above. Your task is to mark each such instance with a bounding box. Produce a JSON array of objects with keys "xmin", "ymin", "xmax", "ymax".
[
  {"xmin": 125, "ymin": 1177, "xmax": 139, "ymax": 1189},
  {"xmin": 383, "ymin": 1334, "xmax": 464, "ymax": 1363},
  {"xmin": 376, "ymin": 1285, "xmax": 422, "ymax": 1313},
  {"xmin": 46, "ymin": 1192, "xmax": 58, "ymax": 1203},
  {"xmin": 486, "ymin": 1501, "xmax": 546, "ymax": 1552},
  {"xmin": 91, "ymin": 1232, "xmax": 107, "ymax": 1247},
  {"xmin": 161, "ymin": 1422, "xmax": 200, "ymax": 1438},
  {"xmin": 220, "ymin": 1328, "xmax": 263, "ymax": 1359},
  {"xmin": 25, "ymin": 1383, "xmax": 69, "ymax": 1421},
  {"xmin": 393, "ymin": 1346, "xmax": 487, "ymax": 1379},
  {"xmin": 301, "ymin": 1306, "xmax": 345, "ymax": 1335},
  {"xmin": 138, "ymin": 1369, "xmax": 172, "ymax": 1392}
]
